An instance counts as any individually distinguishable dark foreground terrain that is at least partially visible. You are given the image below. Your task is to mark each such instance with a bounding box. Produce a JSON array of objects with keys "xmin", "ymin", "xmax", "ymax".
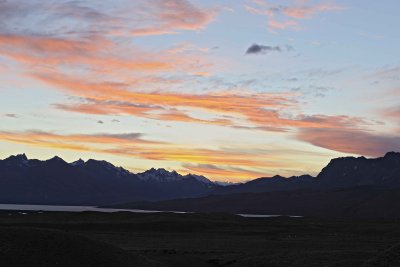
[{"xmin": 0, "ymin": 211, "xmax": 399, "ymax": 266}]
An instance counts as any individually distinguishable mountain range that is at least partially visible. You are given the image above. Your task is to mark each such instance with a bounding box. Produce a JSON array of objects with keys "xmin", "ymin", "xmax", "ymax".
[
  {"xmin": 115, "ymin": 152, "xmax": 400, "ymax": 218},
  {"xmin": 0, "ymin": 152, "xmax": 400, "ymax": 217},
  {"xmin": 0, "ymin": 154, "xmax": 216, "ymax": 205}
]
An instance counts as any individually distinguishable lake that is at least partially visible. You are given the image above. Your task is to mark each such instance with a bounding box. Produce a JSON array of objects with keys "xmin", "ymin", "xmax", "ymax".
[{"xmin": 0, "ymin": 204, "xmax": 301, "ymax": 218}]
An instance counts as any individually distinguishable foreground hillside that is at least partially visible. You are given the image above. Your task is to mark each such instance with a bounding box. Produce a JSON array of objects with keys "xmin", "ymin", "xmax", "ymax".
[
  {"xmin": 0, "ymin": 211, "xmax": 400, "ymax": 266},
  {"xmin": 0, "ymin": 227, "xmax": 154, "ymax": 267}
]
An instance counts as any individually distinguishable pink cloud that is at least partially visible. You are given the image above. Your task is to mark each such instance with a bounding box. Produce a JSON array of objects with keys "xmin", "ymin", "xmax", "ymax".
[
  {"xmin": 282, "ymin": 2, "xmax": 345, "ymax": 19},
  {"xmin": 297, "ymin": 128, "xmax": 400, "ymax": 157},
  {"xmin": 246, "ymin": 0, "xmax": 346, "ymax": 31},
  {"xmin": 132, "ymin": 0, "xmax": 217, "ymax": 36},
  {"xmin": 268, "ymin": 19, "xmax": 299, "ymax": 30}
]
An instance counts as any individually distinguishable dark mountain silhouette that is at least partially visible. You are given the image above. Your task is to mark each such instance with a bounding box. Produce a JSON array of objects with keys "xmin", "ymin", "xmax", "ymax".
[
  {"xmin": 213, "ymin": 174, "xmax": 315, "ymax": 195},
  {"xmin": 0, "ymin": 154, "xmax": 216, "ymax": 205},
  {"xmin": 212, "ymin": 152, "xmax": 400, "ymax": 195},
  {"xmin": 1, "ymin": 152, "xmax": 399, "ymax": 213},
  {"xmin": 113, "ymin": 152, "xmax": 400, "ymax": 218},
  {"xmin": 317, "ymin": 152, "xmax": 400, "ymax": 187}
]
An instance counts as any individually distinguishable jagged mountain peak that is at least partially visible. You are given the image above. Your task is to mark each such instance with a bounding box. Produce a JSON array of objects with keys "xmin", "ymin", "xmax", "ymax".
[
  {"xmin": 84, "ymin": 159, "xmax": 132, "ymax": 177},
  {"xmin": 47, "ymin": 156, "xmax": 65, "ymax": 162},
  {"xmin": 3, "ymin": 153, "xmax": 29, "ymax": 167},
  {"xmin": 138, "ymin": 168, "xmax": 213, "ymax": 184},
  {"xmin": 271, "ymin": 175, "xmax": 285, "ymax": 179},
  {"xmin": 138, "ymin": 168, "xmax": 183, "ymax": 182},
  {"xmin": 86, "ymin": 158, "xmax": 112, "ymax": 165},
  {"xmin": 70, "ymin": 158, "xmax": 85, "ymax": 166},
  {"xmin": 384, "ymin": 151, "xmax": 400, "ymax": 159},
  {"xmin": 5, "ymin": 153, "xmax": 28, "ymax": 162}
]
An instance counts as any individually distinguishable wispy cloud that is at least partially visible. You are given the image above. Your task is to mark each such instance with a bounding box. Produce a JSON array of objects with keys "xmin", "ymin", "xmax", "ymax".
[
  {"xmin": 297, "ymin": 128, "xmax": 400, "ymax": 157},
  {"xmin": 131, "ymin": 0, "xmax": 217, "ymax": 36},
  {"xmin": 382, "ymin": 106, "xmax": 400, "ymax": 125},
  {"xmin": 182, "ymin": 163, "xmax": 271, "ymax": 181},
  {"xmin": 245, "ymin": 0, "xmax": 346, "ymax": 31},
  {"xmin": 0, "ymin": 0, "xmax": 394, "ymax": 180},
  {"xmin": 31, "ymin": 71, "xmax": 385, "ymax": 155}
]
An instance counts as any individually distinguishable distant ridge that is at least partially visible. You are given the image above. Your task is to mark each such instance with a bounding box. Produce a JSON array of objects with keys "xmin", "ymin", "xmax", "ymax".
[
  {"xmin": 110, "ymin": 152, "xmax": 400, "ymax": 218},
  {"xmin": 0, "ymin": 154, "xmax": 217, "ymax": 205},
  {"xmin": 0, "ymin": 152, "xmax": 399, "ymax": 212}
]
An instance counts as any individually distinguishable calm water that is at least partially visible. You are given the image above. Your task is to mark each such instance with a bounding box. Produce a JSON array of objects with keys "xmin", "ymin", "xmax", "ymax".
[
  {"xmin": 0, "ymin": 204, "xmax": 301, "ymax": 218},
  {"xmin": 0, "ymin": 204, "xmax": 166, "ymax": 213}
]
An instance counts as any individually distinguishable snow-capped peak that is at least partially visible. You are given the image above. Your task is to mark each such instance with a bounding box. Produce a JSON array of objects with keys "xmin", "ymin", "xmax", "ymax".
[
  {"xmin": 138, "ymin": 168, "xmax": 182, "ymax": 182},
  {"xmin": 137, "ymin": 168, "xmax": 214, "ymax": 185},
  {"xmin": 70, "ymin": 159, "xmax": 85, "ymax": 166},
  {"xmin": 4, "ymin": 153, "xmax": 30, "ymax": 167}
]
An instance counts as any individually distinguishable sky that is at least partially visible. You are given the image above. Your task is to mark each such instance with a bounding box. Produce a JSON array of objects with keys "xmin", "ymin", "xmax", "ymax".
[{"xmin": 0, "ymin": 0, "xmax": 399, "ymax": 182}]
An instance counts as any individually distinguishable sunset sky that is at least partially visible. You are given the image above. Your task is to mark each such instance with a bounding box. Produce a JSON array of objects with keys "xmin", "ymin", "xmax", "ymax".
[{"xmin": 0, "ymin": 0, "xmax": 399, "ymax": 181}]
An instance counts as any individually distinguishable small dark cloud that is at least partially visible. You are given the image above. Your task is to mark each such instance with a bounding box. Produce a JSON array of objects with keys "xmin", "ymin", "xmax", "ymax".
[
  {"xmin": 4, "ymin": 113, "xmax": 18, "ymax": 118},
  {"xmin": 246, "ymin": 44, "xmax": 281, "ymax": 54},
  {"xmin": 112, "ymin": 119, "xmax": 120, "ymax": 123},
  {"xmin": 97, "ymin": 120, "xmax": 104, "ymax": 124},
  {"xmin": 99, "ymin": 133, "xmax": 144, "ymax": 140},
  {"xmin": 246, "ymin": 43, "xmax": 293, "ymax": 55}
]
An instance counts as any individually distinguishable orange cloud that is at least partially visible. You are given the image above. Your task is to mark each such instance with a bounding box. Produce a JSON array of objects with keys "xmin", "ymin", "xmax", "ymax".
[
  {"xmin": 148, "ymin": 110, "xmax": 233, "ymax": 126},
  {"xmin": 0, "ymin": 129, "xmax": 302, "ymax": 180},
  {"xmin": 0, "ymin": 34, "xmax": 104, "ymax": 54},
  {"xmin": 0, "ymin": 34, "xmax": 174, "ymax": 74},
  {"xmin": 0, "ymin": 130, "xmax": 274, "ymax": 170},
  {"xmin": 182, "ymin": 163, "xmax": 271, "ymax": 181},
  {"xmin": 32, "ymin": 72, "xmax": 375, "ymax": 134},
  {"xmin": 0, "ymin": 131, "xmax": 161, "ymax": 147},
  {"xmin": 32, "ymin": 72, "xmax": 301, "ymax": 128}
]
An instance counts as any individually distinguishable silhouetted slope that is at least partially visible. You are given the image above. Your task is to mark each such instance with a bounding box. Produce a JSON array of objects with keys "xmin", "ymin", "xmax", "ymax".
[
  {"xmin": 116, "ymin": 186, "xmax": 400, "ymax": 218},
  {"xmin": 317, "ymin": 152, "xmax": 400, "ymax": 187},
  {"xmin": 213, "ymin": 175, "xmax": 315, "ymax": 194},
  {"xmin": 0, "ymin": 228, "xmax": 155, "ymax": 267},
  {"xmin": 364, "ymin": 243, "xmax": 400, "ymax": 267},
  {"xmin": 213, "ymin": 152, "xmax": 400, "ymax": 195}
]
